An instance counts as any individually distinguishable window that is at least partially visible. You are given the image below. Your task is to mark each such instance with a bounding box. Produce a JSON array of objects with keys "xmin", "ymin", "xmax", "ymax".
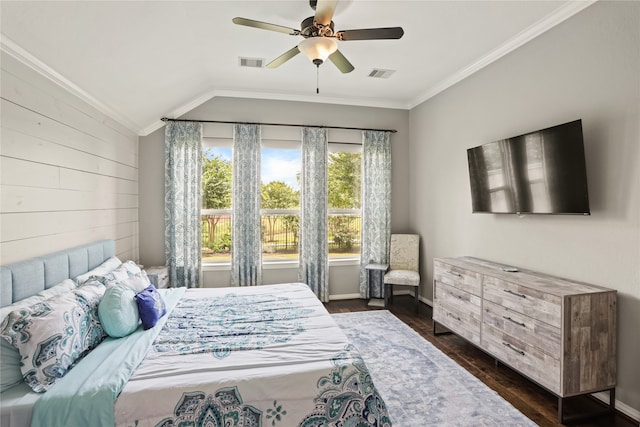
[
  {"xmin": 200, "ymin": 127, "xmax": 362, "ymax": 264},
  {"xmin": 201, "ymin": 146, "xmax": 232, "ymax": 262},
  {"xmin": 327, "ymin": 148, "xmax": 361, "ymax": 259},
  {"xmin": 260, "ymin": 146, "xmax": 301, "ymax": 262}
]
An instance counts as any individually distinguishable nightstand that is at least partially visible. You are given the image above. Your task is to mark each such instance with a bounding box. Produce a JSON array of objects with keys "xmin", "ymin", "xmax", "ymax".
[
  {"xmin": 365, "ymin": 263, "xmax": 389, "ymax": 307},
  {"xmin": 145, "ymin": 266, "xmax": 169, "ymax": 289}
]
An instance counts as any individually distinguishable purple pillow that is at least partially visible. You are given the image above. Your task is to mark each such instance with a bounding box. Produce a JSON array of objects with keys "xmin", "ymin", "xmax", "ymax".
[{"xmin": 134, "ymin": 285, "xmax": 166, "ymax": 329}]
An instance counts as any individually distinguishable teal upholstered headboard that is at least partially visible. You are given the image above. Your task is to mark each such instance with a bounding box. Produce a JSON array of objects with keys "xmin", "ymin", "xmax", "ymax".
[{"xmin": 0, "ymin": 240, "xmax": 115, "ymax": 308}]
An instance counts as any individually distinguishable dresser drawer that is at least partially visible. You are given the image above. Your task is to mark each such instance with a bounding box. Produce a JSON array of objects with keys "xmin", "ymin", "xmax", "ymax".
[
  {"xmin": 482, "ymin": 321, "xmax": 560, "ymax": 394},
  {"xmin": 433, "ymin": 282, "xmax": 481, "ymax": 344},
  {"xmin": 434, "ymin": 260, "xmax": 482, "ymax": 296},
  {"xmin": 483, "ymin": 276, "xmax": 562, "ymax": 328},
  {"xmin": 483, "ymin": 300, "xmax": 561, "ymax": 357}
]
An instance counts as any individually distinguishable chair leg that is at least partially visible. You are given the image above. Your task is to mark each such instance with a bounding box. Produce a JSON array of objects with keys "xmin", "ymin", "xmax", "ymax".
[{"xmin": 414, "ymin": 287, "xmax": 419, "ymax": 313}]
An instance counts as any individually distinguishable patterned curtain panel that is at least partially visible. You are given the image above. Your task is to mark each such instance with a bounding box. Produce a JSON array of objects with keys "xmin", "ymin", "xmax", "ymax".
[
  {"xmin": 299, "ymin": 127, "xmax": 329, "ymax": 302},
  {"xmin": 231, "ymin": 124, "xmax": 262, "ymax": 286},
  {"xmin": 360, "ymin": 130, "xmax": 392, "ymax": 298},
  {"xmin": 164, "ymin": 122, "xmax": 202, "ymax": 288}
]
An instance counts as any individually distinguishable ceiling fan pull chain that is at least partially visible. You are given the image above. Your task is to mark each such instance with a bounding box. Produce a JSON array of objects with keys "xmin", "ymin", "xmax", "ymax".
[{"xmin": 316, "ymin": 65, "xmax": 320, "ymax": 94}]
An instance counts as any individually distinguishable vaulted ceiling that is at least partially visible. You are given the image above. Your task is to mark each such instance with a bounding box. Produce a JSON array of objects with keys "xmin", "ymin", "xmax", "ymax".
[{"xmin": 0, "ymin": 1, "xmax": 594, "ymax": 135}]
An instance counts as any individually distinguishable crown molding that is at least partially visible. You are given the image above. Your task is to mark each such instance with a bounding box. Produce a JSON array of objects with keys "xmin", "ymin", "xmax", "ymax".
[
  {"xmin": 1, "ymin": 34, "xmax": 143, "ymax": 135},
  {"xmin": 408, "ymin": 0, "xmax": 598, "ymax": 109}
]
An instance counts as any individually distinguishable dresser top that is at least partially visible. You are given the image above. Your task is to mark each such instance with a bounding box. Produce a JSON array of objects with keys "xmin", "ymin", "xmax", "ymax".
[{"xmin": 435, "ymin": 256, "xmax": 615, "ymax": 297}]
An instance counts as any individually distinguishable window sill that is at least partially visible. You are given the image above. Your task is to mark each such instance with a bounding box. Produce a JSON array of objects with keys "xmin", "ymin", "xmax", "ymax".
[{"xmin": 202, "ymin": 257, "xmax": 360, "ymax": 271}]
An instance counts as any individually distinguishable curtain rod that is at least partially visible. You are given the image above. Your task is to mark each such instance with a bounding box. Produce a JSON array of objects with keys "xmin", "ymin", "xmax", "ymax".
[{"xmin": 161, "ymin": 117, "xmax": 397, "ymax": 134}]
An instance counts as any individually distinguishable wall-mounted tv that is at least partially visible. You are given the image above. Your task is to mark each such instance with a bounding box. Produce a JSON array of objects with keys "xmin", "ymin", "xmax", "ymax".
[{"xmin": 467, "ymin": 119, "xmax": 590, "ymax": 215}]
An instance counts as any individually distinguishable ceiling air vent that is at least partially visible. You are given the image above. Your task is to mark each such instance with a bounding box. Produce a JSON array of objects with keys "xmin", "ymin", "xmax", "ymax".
[
  {"xmin": 368, "ymin": 68, "xmax": 395, "ymax": 79},
  {"xmin": 239, "ymin": 57, "xmax": 265, "ymax": 68}
]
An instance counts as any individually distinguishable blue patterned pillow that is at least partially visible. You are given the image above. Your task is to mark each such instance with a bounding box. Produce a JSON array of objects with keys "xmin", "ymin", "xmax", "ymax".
[
  {"xmin": 134, "ymin": 285, "xmax": 166, "ymax": 330},
  {"xmin": 0, "ymin": 284, "xmax": 106, "ymax": 392},
  {"xmin": 98, "ymin": 284, "xmax": 140, "ymax": 338}
]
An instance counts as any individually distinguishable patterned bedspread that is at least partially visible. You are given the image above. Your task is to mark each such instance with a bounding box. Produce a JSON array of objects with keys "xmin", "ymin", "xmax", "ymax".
[{"xmin": 114, "ymin": 283, "xmax": 391, "ymax": 427}]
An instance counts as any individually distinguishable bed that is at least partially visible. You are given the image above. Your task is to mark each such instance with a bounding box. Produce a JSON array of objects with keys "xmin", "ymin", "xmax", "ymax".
[{"xmin": 0, "ymin": 240, "xmax": 391, "ymax": 427}]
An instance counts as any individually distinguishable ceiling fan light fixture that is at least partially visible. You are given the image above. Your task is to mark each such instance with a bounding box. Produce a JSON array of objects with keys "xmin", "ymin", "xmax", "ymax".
[{"xmin": 298, "ymin": 37, "xmax": 338, "ymax": 65}]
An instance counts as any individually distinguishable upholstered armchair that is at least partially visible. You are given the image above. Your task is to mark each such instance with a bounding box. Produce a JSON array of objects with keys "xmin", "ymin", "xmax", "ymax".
[{"xmin": 384, "ymin": 234, "xmax": 420, "ymax": 312}]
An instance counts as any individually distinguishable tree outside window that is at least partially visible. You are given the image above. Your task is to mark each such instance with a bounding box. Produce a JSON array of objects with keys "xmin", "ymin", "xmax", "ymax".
[{"xmin": 201, "ymin": 144, "xmax": 361, "ymax": 263}]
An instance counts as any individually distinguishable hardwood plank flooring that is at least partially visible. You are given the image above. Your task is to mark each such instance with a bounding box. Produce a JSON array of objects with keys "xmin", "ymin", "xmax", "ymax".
[{"xmin": 325, "ymin": 296, "xmax": 636, "ymax": 427}]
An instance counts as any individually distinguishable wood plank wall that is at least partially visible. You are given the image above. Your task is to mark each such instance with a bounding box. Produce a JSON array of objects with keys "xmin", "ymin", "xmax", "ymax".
[{"xmin": 0, "ymin": 52, "xmax": 139, "ymax": 264}]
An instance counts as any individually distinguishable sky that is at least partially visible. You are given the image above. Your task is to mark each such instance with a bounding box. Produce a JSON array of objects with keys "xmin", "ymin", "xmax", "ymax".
[{"xmin": 207, "ymin": 147, "xmax": 301, "ymax": 190}]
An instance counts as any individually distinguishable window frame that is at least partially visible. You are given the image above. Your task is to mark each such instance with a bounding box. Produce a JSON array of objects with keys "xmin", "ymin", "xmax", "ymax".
[{"xmin": 200, "ymin": 124, "xmax": 364, "ymax": 268}]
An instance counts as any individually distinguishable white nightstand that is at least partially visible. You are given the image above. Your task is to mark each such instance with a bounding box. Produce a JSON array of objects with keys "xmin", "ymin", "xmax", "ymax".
[{"xmin": 145, "ymin": 266, "xmax": 170, "ymax": 289}]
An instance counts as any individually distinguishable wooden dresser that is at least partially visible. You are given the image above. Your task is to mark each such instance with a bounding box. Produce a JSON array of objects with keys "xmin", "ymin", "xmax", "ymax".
[{"xmin": 432, "ymin": 256, "xmax": 617, "ymax": 422}]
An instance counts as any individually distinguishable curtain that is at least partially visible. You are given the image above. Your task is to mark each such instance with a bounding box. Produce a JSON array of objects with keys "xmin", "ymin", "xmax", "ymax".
[
  {"xmin": 360, "ymin": 130, "xmax": 392, "ymax": 298},
  {"xmin": 231, "ymin": 124, "xmax": 262, "ymax": 286},
  {"xmin": 299, "ymin": 127, "xmax": 329, "ymax": 302},
  {"xmin": 164, "ymin": 122, "xmax": 202, "ymax": 288}
]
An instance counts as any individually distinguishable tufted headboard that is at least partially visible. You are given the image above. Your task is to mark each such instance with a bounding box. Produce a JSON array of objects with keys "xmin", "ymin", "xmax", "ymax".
[{"xmin": 0, "ymin": 240, "xmax": 115, "ymax": 308}]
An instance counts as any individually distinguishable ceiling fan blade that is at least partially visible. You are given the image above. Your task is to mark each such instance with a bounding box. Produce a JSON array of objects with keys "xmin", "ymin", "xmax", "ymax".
[
  {"xmin": 336, "ymin": 27, "xmax": 404, "ymax": 41},
  {"xmin": 266, "ymin": 47, "xmax": 301, "ymax": 68},
  {"xmin": 232, "ymin": 17, "xmax": 300, "ymax": 35},
  {"xmin": 314, "ymin": 0, "xmax": 338, "ymax": 26},
  {"xmin": 328, "ymin": 50, "xmax": 354, "ymax": 74}
]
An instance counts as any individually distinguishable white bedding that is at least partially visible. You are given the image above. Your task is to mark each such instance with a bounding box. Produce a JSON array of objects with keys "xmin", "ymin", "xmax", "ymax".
[
  {"xmin": 2, "ymin": 283, "xmax": 391, "ymax": 427},
  {"xmin": 115, "ymin": 283, "xmax": 390, "ymax": 426}
]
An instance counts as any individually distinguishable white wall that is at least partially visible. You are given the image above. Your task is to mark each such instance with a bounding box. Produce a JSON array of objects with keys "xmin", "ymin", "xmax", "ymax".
[
  {"xmin": 409, "ymin": 1, "xmax": 639, "ymax": 416},
  {"xmin": 139, "ymin": 97, "xmax": 410, "ymax": 296},
  {"xmin": 0, "ymin": 52, "xmax": 140, "ymax": 264}
]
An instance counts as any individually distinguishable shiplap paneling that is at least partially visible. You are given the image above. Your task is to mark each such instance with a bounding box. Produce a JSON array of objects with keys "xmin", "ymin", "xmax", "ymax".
[
  {"xmin": 0, "ymin": 52, "xmax": 139, "ymax": 265},
  {"xmin": 1, "ymin": 64, "xmax": 136, "ymax": 160},
  {"xmin": 2, "ymin": 109, "xmax": 138, "ymax": 179}
]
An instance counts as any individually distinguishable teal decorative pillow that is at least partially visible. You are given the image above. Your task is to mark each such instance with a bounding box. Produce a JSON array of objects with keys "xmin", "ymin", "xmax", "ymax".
[
  {"xmin": 0, "ymin": 283, "xmax": 106, "ymax": 393},
  {"xmin": 0, "ymin": 339, "xmax": 22, "ymax": 392},
  {"xmin": 98, "ymin": 284, "xmax": 140, "ymax": 338}
]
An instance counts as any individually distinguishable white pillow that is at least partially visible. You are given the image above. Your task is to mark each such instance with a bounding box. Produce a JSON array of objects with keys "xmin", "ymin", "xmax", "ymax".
[
  {"xmin": 92, "ymin": 260, "xmax": 142, "ymax": 287},
  {"xmin": 74, "ymin": 256, "xmax": 122, "ymax": 284},
  {"xmin": 37, "ymin": 279, "xmax": 77, "ymax": 300},
  {"xmin": 0, "ymin": 283, "xmax": 106, "ymax": 392},
  {"xmin": 115, "ymin": 271, "xmax": 151, "ymax": 293},
  {"xmin": 0, "ymin": 278, "xmax": 77, "ymax": 392}
]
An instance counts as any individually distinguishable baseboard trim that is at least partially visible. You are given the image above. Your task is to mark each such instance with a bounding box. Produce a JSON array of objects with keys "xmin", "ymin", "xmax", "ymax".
[
  {"xmin": 592, "ymin": 391, "xmax": 640, "ymax": 424},
  {"xmin": 328, "ymin": 292, "xmax": 435, "ymax": 306},
  {"xmin": 329, "ymin": 293, "xmax": 361, "ymax": 301}
]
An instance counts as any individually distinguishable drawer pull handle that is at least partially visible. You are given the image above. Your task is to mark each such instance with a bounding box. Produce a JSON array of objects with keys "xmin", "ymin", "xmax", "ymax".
[
  {"xmin": 447, "ymin": 313, "xmax": 462, "ymax": 322},
  {"xmin": 447, "ymin": 270, "xmax": 463, "ymax": 278},
  {"xmin": 502, "ymin": 342, "xmax": 525, "ymax": 356},
  {"xmin": 503, "ymin": 289, "xmax": 527, "ymax": 299},
  {"xmin": 503, "ymin": 316, "xmax": 526, "ymax": 327}
]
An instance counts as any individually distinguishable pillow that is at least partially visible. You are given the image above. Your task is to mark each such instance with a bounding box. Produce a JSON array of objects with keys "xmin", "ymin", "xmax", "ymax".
[
  {"xmin": 0, "ymin": 278, "xmax": 78, "ymax": 392},
  {"xmin": 116, "ymin": 271, "xmax": 151, "ymax": 293},
  {"xmin": 91, "ymin": 260, "xmax": 142, "ymax": 287},
  {"xmin": 37, "ymin": 279, "xmax": 77, "ymax": 300},
  {"xmin": 0, "ymin": 339, "xmax": 22, "ymax": 392},
  {"xmin": 74, "ymin": 256, "xmax": 122, "ymax": 284},
  {"xmin": 134, "ymin": 285, "xmax": 166, "ymax": 330},
  {"xmin": 0, "ymin": 283, "xmax": 106, "ymax": 392},
  {"xmin": 98, "ymin": 285, "xmax": 139, "ymax": 338}
]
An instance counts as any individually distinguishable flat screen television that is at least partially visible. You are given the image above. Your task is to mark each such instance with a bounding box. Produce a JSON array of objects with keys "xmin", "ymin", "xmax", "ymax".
[{"xmin": 467, "ymin": 119, "xmax": 590, "ymax": 215}]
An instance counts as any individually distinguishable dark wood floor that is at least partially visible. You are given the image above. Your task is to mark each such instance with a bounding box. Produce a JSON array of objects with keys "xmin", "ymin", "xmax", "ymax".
[{"xmin": 325, "ymin": 296, "xmax": 636, "ymax": 427}]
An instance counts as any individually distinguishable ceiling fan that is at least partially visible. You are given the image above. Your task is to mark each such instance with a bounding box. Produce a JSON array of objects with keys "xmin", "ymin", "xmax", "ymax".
[{"xmin": 232, "ymin": 0, "xmax": 404, "ymax": 74}]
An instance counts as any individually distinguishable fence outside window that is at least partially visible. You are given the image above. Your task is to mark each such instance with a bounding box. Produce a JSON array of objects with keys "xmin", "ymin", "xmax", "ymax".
[{"xmin": 201, "ymin": 209, "xmax": 361, "ymax": 262}]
